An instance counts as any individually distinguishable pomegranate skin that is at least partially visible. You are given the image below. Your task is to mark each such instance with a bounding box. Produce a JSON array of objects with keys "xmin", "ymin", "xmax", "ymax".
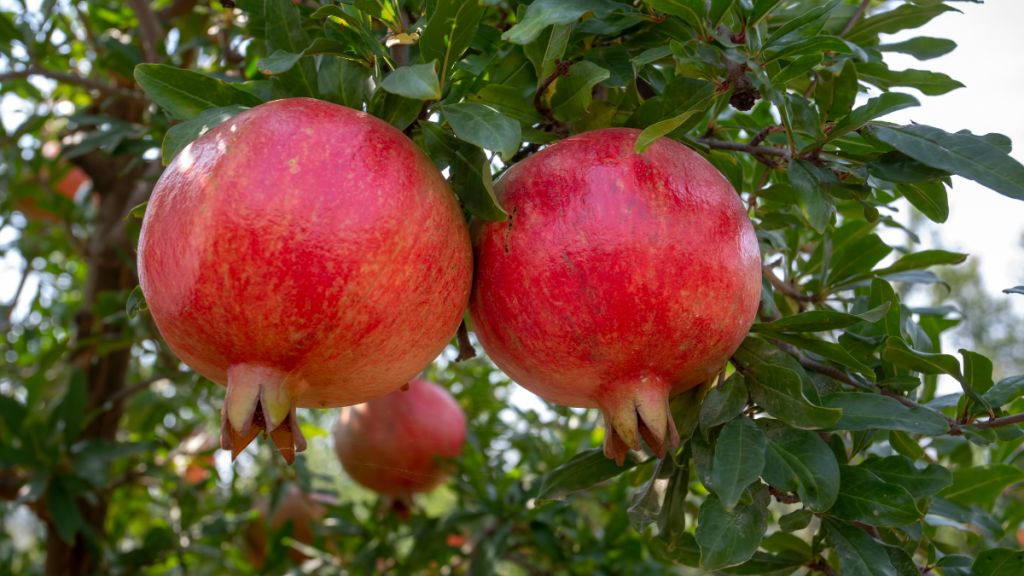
[
  {"xmin": 468, "ymin": 128, "xmax": 760, "ymax": 463},
  {"xmin": 334, "ymin": 378, "xmax": 466, "ymax": 498},
  {"xmin": 138, "ymin": 98, "xmax": 473, "ymax": 462}
]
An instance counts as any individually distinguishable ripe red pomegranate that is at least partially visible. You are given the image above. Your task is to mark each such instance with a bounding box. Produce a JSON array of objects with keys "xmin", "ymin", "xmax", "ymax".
[
  {"xmin": 468, "ymin": 128, "xmax": 761, "ymax": 464},
  {"xmin": 334, "ymin": 378, "xmax": 466, "ymax": 502},
  {"xmin": 138, "ymin": 98, "xmax": 473, "ymax": 464}
]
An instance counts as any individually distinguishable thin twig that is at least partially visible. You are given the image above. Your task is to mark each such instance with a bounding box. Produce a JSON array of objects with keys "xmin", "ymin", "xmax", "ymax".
[
  {"xmin": 840, "ymin": 0, "xmax": 872, "ymax": 37},
  {"xmin": 0, "ymin": 67, "xmax": 138, "ymax": 97},
  {"xmin": 808, "ymin": 558, "xmax": 842, "ymax": 576},
  {"xmin": 970, "ymin": 412, "xmax": 1024, "ymax": 431},
  {"xmin": 694, "ymin": 138, "xmax": 790, "ymax": 158},
  {"xmin": 762, "ymin": 265, "xmax": 817, "ymax": 302},
  {"xmin": 126, "ymin": 0, "xmax": 163, "ymax": 63},
  {"xmin": 769, "ymin": 486, "xmax": 801, "ymax": 504},
  {"xmin": 102, "ymin": 374, "xmax": 169, "ymax": 408},
  {"xmin": 534, "ymin": 60, "xmax": 573, "ymax": 123},
  {"xmin": 4, "ymin": 263, "xmax": 31, "ymax": 324},
  {"xmin": 507, "ymin": 553, "xmax": 551, "ymax": 576}
]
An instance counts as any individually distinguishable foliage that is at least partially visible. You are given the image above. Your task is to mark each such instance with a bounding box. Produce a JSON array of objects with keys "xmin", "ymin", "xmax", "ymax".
[{"xmin": 2, "ymin": 0, "xmax": 1024, "ymax": 575}]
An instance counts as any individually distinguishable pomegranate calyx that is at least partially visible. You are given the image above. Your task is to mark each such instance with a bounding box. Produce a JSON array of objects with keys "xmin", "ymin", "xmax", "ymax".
[
  {"xmin": 220, "ymin": 364, "xmax": 307, "ymax": 464},
  {"xmin": 598, "ymin": 384, "xmax": 680, "ymax": 466}
]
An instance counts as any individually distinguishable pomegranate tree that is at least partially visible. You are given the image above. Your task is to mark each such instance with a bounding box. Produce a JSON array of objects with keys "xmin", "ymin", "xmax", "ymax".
[
  {"xmin": 468, "ymin": 128, "xmax": 761, "ymax": 464},
  {"xmin": 334, "ymin": 378, "xmax": 466, "ymax": 504},
  {"xmin": 138, "ymin": 98, "xmax": 473, "ymax": 464}
]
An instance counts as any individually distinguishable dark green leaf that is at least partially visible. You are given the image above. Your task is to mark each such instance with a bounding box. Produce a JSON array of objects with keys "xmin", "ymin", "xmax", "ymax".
[
  {"xmin": 878, "ymin": 37, "xmax": 957, "ymax": 61},
  {"xmin": 855, "ymin": 62, "xmax": 963, "ymax": 96},
  {"xmin": 973, "ymin": 549, "xmax": 1024, "ymax": 576},
  {"xmin": 863, "ymin": 123, "xmax": 1024, "ymax": 202},
  {"xmin": 536, "ymin": 448, "xmax": 644, "ymax": 501},
  {"xmin": 820, "ymin": 392, "xmax": 950, "ymax": 435},
  {"xmin": 883, "ymin": 544, "xmax": 922, "ymax": 576},
  {"xmin": 779, "ymin": 509, "xmax": 814, "ymax": 532},
  {"xmin": 419, "ymin": 0, "xmax": 486, "ymax": 84},
  {"xmin": 381, "ymin": 61, "xmax": 442, "ymax": 100},
  {"xmin": 748, "ymin": 0, "xmax": 785, "ymax": 27},
  {"xmin": 318, "ymin": 57, "xmax": 372, "ymax": 109},
  {"xmin": 888, "ymin": 429, "xmax": 925, "ymax": 461},
  {"xmin": 134, "ymin": 64, "xmax": 264, "ymax": 120},
  {"xmin": 720, "ymin": 552, "xmax": 807, "ymax": 575},
  {"xmin": 695, "ymin": 487, "xmax": 770, "ymax": 570},
  {"xmin": 767, "ymin": 332, "xmax": 876, "ymax": 381},
  {"xmin": 584, "ymin": 44, "xmax": 634, "ymax": 88},
  {"xmin": 46, "ymin": 476, "xmax": 84, "ymax": 544},
  {"xmin": 824, "ymin": 517, "xmax": 898, "ymax": 576},
  {"xmin": 936, "ymin": 465, "xmax": 1024, "ymax": 509},
  {"xmin": 502, "ymin": 0, "xmax": 632, "ymax": 44},
  {"xmin": 628, "ymin": 453, "xmax": 677, "ymax": 533},
  {"xmin": 929, "ymin": 496, "xmax": 1005, "ymax": 540},
  {"xmin": 758, "ymin": 419, "xmax": 840, "ymax": 512},
  {"xmin": 873, "ymin": 250, "xmax": 967, "ymax": 276},
  {"xmin": 762, "ymin": 0, "xmax": 843, "ymax": 52},
  {"xmin": 772, "ymin": 53, "xmax": 823, "ymax": 85},
  {"xmin": 787, "ymin": 159, "xmax": 833, "ymax": 233},
  {"xmin": 421, "ymin": 122, "xmax": 507, "ymax": 222},
  {"xmin": 648, "ymin": 532, "xmax": 701, "ymax": 566},
  {"xmin": 844, "ymin": 3, "xmax": 959, "ymax": 44},
  {"xmin": 937, "ymin": 555, "xmax": 975, "ymax": 568},
  {"xmin": 126, "ymin": 285, "xmax": 148, "ymax": 320},
  {"xmin": 550, "ymin": 61, "xmax": 611, "ymax": 122},
  {"xmin": 443, "ymin": 103, "xmax": 521, "ymax": 160},
  {"xmin": 802, "ymin": 93, "xmax": 919, "ymax": 153},
  {"xmin": 882, "ymin": 336, "xmax": 962, "ymax": 379},
  {"xmin": 752, "ymin": 303, "xmax": 890, "ymax": 333},
  {"xmin": 746, "ymin": 366, "xmax": 842, "ymax": 430},
  {"xmin": 699, "ymin": 373, "xmax": 748, "ymax": 431},
  {"xmin": 712, "ymin": 417, "xmax": 766, "ymax": 511},
  {"xmin": 161, "ymin": 105, "xmax": 249, "ymax": 166},
  {"xmin": 0, "ymin": 395, "xmax": 26, "ymax": 435},
  {"xmin": 764, "ymin": 35, "xmax": 865, "ymax": 66},
  {"xmin": 982, "ymin": 375, "xmax": 1024, "ymax": 408},
  {"xmin": 671, "ymin": 380, "xmax": 714, "ymax": 444},
  {"xmin": 858, "ymin": 455, "xmax": 952, "ymax": 498}
]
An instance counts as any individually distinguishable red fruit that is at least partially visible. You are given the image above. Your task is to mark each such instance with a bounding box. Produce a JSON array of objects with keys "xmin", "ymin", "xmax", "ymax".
[
  {"xmin": 138, "ymin": 98, "xmax": 473, "ymax": 463},
  {"xmin": 468, "ymin": 128, "xmax": 761, "ymax": 464},
  {"xmin": 334, "ymin": 378, "xmax": 466, "ymax": 497}
]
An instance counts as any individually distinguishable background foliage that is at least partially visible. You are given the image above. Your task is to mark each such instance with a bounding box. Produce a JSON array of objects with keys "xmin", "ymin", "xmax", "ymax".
[{"xmin": 2, "ymin": 0, "xmax": 1024, "ymax": 575}]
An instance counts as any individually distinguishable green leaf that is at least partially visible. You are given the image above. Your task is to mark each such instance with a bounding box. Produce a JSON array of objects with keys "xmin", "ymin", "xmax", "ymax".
[
  {"xmin": 779, "ymin": 509, "xmax": 814, "ymax": 532},
  {"xmin": 708, "ymin": 0, "xmax": 736, "ymax": 29},
  {"xmin": 973, "ymin": 549, "xmax": 1024, "ymax": 576},
  {"xmin": 1004, "ymin": 286, "xmax": 1024, "ymax": 296},
  {"xmin": 802, "ymin": 93, "xmax": 919, "ymax": 153},
  {"xmin": 766, "ymin": 332, "xmax": 876, "ymax": 381},
  {"xmin": 758, "ymin": 419, "xmax": 840, "ymax": 512},
  {"xmin": 134, "ymin": 64, "xmax": 264, "ymax": 120},
  {"xmin": 878, "ymin": 37, "xmax": 957, "ymax": 61},
  {"xmin": 929, "ymin": 496, "xmax": 1006, "ymax": 540},
  {"xmin": 126, "ymin": 285, "xmax": 148, "ymax": 320},
  {"xmin": 982, "ymin": 375, "xmax": 1024, "ymax": 409},
  {"xmin": 823, "ymin": 518, "xmax": 898, "ymax": 576},
  {"xmin": 443, "ymin": 103, "xmax": 521, "ymax": 160},
  {"xmin": 787, "ymin": 159, "xmax": 833, "ymax": 234},
  {"xmin": 369, "ymin": 90, "xmax": 423, "ymax": 131},
  {"xmin": 125, "ymin": 201, "xmax": 147, "ymax": 221},
  {"xmin": 764, "ymin": 35, "xmax": 866, "ymax": 66},
  {"xmin": 502, "ymin": 0, "xmax": 632, "ymax": 44},
  {"xmin": 657, "ymin": 446, "xmax": 691, "ymax": 542},
  {"xmin": 648, "ymin": 532, "xmax": 701, "ymax": 566},
  {"xmin": 820, "ymin": 392, "xmax": 950, "ymax": 435},
  {"xmin": 887, "ymin": 429, "xmax": 925, "ymax": 461},
  {"xmin": 524, "ymin": 23, "xmax": 571, "ymax": 86},
  {"xmin": 864, "ymin": 123, "xmax": 1024, "ymax": 202},
  {"xmin": 318, "ymin": 57, "xmax": 372, "ymax": 109},
  {"xmin": 712, "ymin": 417, "xmax": 767, "ymax": 511},
  {"xmin": 868, "ymin": 151, "xmax": 951, "ymax": 183},
  {"xmin": 761, "ymin": 0, "xmax": 843, "ymax": 52},
  {"xmin": 635, "ymin": 108, "xmax": 706, "ymax": 154},
  {"xmin": 748, "ymin": 0, "xmax": 785, "ymax": 27},
  {"xmin": 720, "ymin": 552, "xmax": 807, "ymax": 575},
  {"xmin": 381, "ymin": 61, "xmax": 442, "ymax": 100},
  {"xmin": 670, "ymin": 379, "xmax": 714, "ymax": 444},
  {"xmin": 845, "ymin": 3, "xmax": 959, "ymax": 45},
  {"xmin": 961, "ymin": 349, "xmax": 995, "ymax": 411},
  {"xmin": 646, "ymin": 0, "xmax": 707, "ymax": 31},
  {"xmin": 629, "ymin": 447, "xmax": 689, "ymax": 535},
  {"xmin": 419, "ymin": 0, "xmax": 486, "ymax": 85},
  {"xmin": 746, "ymin": 366, "xmax": 842, "ymax": 430},
  {"xmin": 46, "ymin": 476, "xmax": 84, "ymax": 544},
  {"xmin": 550, "ymin": 61, "xmax": 611, "ymax": 123},
  {"xmin": 858, "ymin": 455, "xmax": 952, "ymax": 498},
  {"xmin": 835, "ymin": 465, "xmax": 927, "ymax": 527},
  {"xmin": 882, "ymin": 336, "xmax": 962, "ymax": 379},
  {"xmin": 257, "ymin": 39, "xmax": 368, "ymax": 75},
  {"xmin": 257, "ymin": 49, "xmax": 303, "ymax": 74},
  {"xmin": 896, "ymin": 182, "xmax": 948, "ymax": 224},
  {"xmin": 161, "ymin": 105, "xmax": 249, "ymax": 166},
  {"xmin": 58, "ymin": 370, "xmax": 88, "ymax": 445},
  {"xmin": 631, "ymin": 46, "xmax": 673, "ymax": 68},
  {"xmin": 421, "ymin": 122, "xmax": 508, "ymax": 222},
  {"xmin": 695, "ymin": 487, "xmax": 770, "ymax": 571},
  {"xmin": 772, "ymin": 53, "xmax": 823, "ymax": 86},
  {"xmin": 855, "ymin": 62, "xmax": 964, "ymax": 96},
  {"xmin": 699, "ymin": 373, "xmax": 748, "ymax": 432},
  {"xmin": 937, "ymin": 465, "xmax": 1024, "ymax": 509},
  {"xmin": 752, "ymin": 303, "xmax": 890, "ymax": 333},
  {"xmin": 884, "ymin": 544, "xmax": 924, "ymax": 576},
  {"xmin": 264, "ymin": 0, "xmax": 319, "ymax": 97},
  {"xmin": 584, "ymin": 43, "xmax": 634, "ymax": 88},
  {"xmin": 536, "ymin": 447, "xmax": 645, "ymax": 501},
  {"xmin": 0, "ymin": 395, "xmax": 26, "ymax": 435},
  {"xmin": 873, "ymin": 250, "xmax": 967, "ymax": 276}
]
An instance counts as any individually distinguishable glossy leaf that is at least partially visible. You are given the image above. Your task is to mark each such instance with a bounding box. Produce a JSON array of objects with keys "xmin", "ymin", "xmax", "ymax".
[
  {"xmin": 695, "ymin": 487, "xmax": 770, "ymax": 571},
  {"xmin": 772, "ymin": 53, "xmax": 823, "ymax": 85},
  {"xmin": 550, "ymin": 62, "xmax": 611, "ymax": 122},
  {"xmin": 882, "ymin": 337, "xmax": 962, "ymax": 379},
  {"xmin": 699, "ymin": 373, "xmax": 748, "ymax": 432},
  {"xmin": 823, "ymin": 517, "xmax": 898, "ymax": 576},
  {"xmin": 982, "ymin": 375, "xmax": 1024, "ymax": 408},
  {"xmin": 802, "ymin": 93, "xmax": 919, "ymax": 153},
  {"xmin": 844, "ymin": 3, "xmax": 959, "ymax": 44},
  {"xmin": 766, "ymin": 332, "xmax": 875, "ymax": 381},
  {"xmin": 161, "ymin": 105, "xmax": 249, "ymax": 165},
  {"xmin": 134, "ymin": 65, "xmax": 264, "ymax": 120},
  {"xmin": 856, "ymin": 62, "xmax": 964, "ymax": 96},
  {"xmin": 443, "ymin": 103, "xmax": 521, "ymax": 160},
  {"xmin": 752, "ymin": 303, "xmax": 890, "ymax": 333},
  {"xmin": 937, "ymin": 465, "xmax": 1024, "ymax": 508},
  {"xmin": 380, "ymin": 61, "xmax": 442, "ymax": 100},
  {"xmin": 746, "ymin": 366, "xmax": 842, "ymax": 430},
  {"xmin": 421, "ymin": 122, "xmax": 508, "ymax": 222},
  {"xmin": 858, "ymin": 455, "xmax": 952, "ymax": 498},
  {"xmin": 973, "ymin": 549, "xmax": 1024, "ymax": 576},
  {"xmin": 536, "ymin": 447, "xmax": 645, "ymax": 501},
  {"xmin": 788, "ymin": 159, "xmax": 833, "ymax": 233},
  {"xmin": 878, "ymin": 37, "xmax": 957, "ymax": 61},
  {"xmin": 758, "ymin": 419, "xmax": 840, "ymax": 512},
  {"xmin": 820, "ymin": 392, "xmax": 950, "ymax": 435},
  {"xmin": 712, "ymin": 417, "xmax": 766, "ymax": 511},
  {"xmin": 832, "ymin": 465, "xmax": 923, "ymax": 526},
  {"xmin": 502, "ymin": 0, "xmax": 631, "ymax": 45},
  {"xmin": 419, "ymin": 0, "xmax": 486, "ymax": 84}
]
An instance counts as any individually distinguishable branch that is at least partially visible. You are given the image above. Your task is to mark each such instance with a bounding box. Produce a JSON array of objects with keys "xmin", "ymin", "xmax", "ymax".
[
  {"xmin": 534, "ymin": 60, "xmax": 573, "ymax": 123},
  {"xmin": 0, "ymin": 66, "xmax": 138, "ymax": 97},
  {"xmin": 769, "ymin": 486, "xmax": 801, "ymax": 504},
  {"xmin": 840, "ymin": 0, "xmax": 872, "ymax": 37},
  {"xmin": 808, "ymin": 558, "xmax": 842, "ymax": 576},
  {"xmin": 762, "ymin": 265, "xmax": 818, "ymax": 302},
  {"xmin": 126, "ymin": 0, "xmax": 163, "ymax": 63},
  {"xmin": 694, "ymin": 138, "xmax": 790, "ymax": 159},
  {"xmin": 0, "ymin": 470, "xmax": 26, "ymax": 501},
  {"xmin": 969, "ymin": 412, "xmax": 1024, "ymax": 431},
  {"xmin": 101, "ymin": 374, "xmax": 168, "ymax": 408}
]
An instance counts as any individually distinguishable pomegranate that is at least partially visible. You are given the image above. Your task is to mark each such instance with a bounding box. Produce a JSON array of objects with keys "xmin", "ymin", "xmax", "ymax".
[
  {"xmin": 468, "ymin": 128, "xmax": 761, "ymax": 464},
  {"xmin": 334, "ymin": 378, "xmax": 466, "ymax": 501},
  {"xmin": 138, "ymin": 98, "xmax": 473, "ymax": 464}
]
